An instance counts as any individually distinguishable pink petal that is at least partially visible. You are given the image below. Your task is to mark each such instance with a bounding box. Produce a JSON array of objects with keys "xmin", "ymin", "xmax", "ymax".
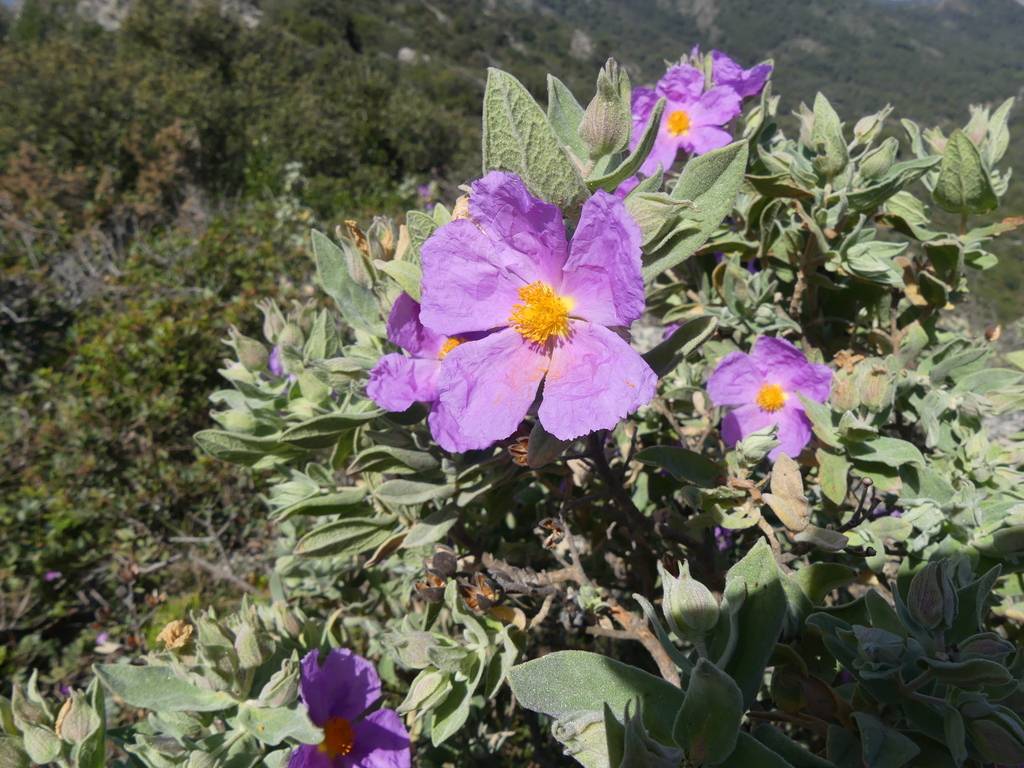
[
  {"xmin": 720, "ymin": 403, "xmax": 773, "ymax": 447},
  {"xmin": 288, "ymin": 745, "xmax": 333, "ymax": 768},
  {"xmin": 638, "ymin": 128, "xmax": 681, "ymax": 177},
  {"xmin": 386, "ymin": 293, "xmax": 444, "ymax": 357},
  {"xmin": 688, "ymin": 87, "xmax": 742, "ymax": 129},
  {"xmin": 749, "ymin": 337, "xmax": 832, "ymax": 401},
  {"xmin": 707, "ymin": 352, "xmax": 764, "ymax": 407},
  {"xmin": 432, "ymin": 329, "xmax": 548, "ymax": 452},
  {"xmin": 656, "ymin": 65, "xmax": 704, "ymax": 103},
  {"xmin": 469, "ymin": 171, "xmax": 568, "ymax": 286},
  {"xmin": 538, "ymin": 322, "xmax": 656, "ymax": 440},
  {"xmin": 559, "ymin": 191, "xmax": 644, "ymax": 327},
  {"xmin": 770, "ymin": 403, "xmax": 813, "ymax": 461},
  {"xmin": 348, "ymin": 709, "xmax": 411, "ymax": 768},
  {"xmin": 680, "ymin": 125, "xmax": 735, "ymax": 156},
  {"xmin": 300, "ymin": 649, "xmax": 381, "ymax": 724},
  {"xmin": 366, "ymin": 354, "xmax": 441, "ymax": 411},
  {"xmin": 419, "ymin": 220, "xmax": 525, "ymax": 336},
  {"xmin": 631, "ymin": 87, "xmax": 660, "ymax": 129}
]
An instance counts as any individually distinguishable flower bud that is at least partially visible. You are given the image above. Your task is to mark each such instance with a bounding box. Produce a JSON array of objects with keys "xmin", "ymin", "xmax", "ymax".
[
  {"xmin": 959, "ymin": 632, "xmax": 1016, "ymax": 663},
  {"xmin": 853, "ymin": 106, "xmax": 891, "ymax": 145},
  {"xmin": 54, "ymin": 692, "xmax": 98, "ymax": 743},
  {"xmin": 736, "ymin": 424, "xmax": 780, "ymax": 465},
  {"xmin": 258, "ymin": 658, "xmax": 300, "ymax": 707},
  {"xmin": 234, "ymin": 622, "xmax": 269, "ymax": 669},
  {"xmin": 156, "ymin": 620, "xmax": 194, "ymax": 652},
  {"xmin": 227, "ymin": 327, "xmax": 269, "ymax": 371},
  {"xmin": 856, "ymin": 358, "xmax": 894, "ymax": 412},
  {"xmin": 659, "ymin": 560, "xmax": 719, "ymax": 640},
  {"xmin": 579, "ymin": 58, "xmax": 632, "ymax": 158},
  {"xmin": 258, "ymin": 299, "xmax": 286, "ymax": 343},
  {"xmin": 213, "ymin": 408, "xmax": 257, "ymax": 433},
  {"xmin": 907, "ymin": 561, "xmax": 957, "ymax": 631},
  {"xmin": 860, "ymin": 136, "xmax": 898, "ymax": 180},
  {"xmin": 963, "ymin": 703, "xmax": 1024, "ymax": 765},
  {"xmin": 278, "ymin": 323, "xmax": 304, "ymax": 350}
]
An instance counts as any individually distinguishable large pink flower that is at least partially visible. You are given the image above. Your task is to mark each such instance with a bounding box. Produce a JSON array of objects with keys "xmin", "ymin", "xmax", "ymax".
[
  {"xmin": 707, "ymin": 337, "xmax": 832, "ymax": 461},
  {"xmin": 418, "ymin": 171, "xmax": 656, "ymax": 452}
]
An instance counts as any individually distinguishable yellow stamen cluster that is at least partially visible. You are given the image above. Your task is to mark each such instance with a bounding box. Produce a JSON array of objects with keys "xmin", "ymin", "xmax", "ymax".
[
  {"xmin": 319, "ymin": 716, "xmax": 356, "ymax": 758},
  {"xmin": 508, "ymin": 282, "xmax": 573, "ymax": 344},
  {"xmin": 438, "ymin": 337, "xmax": 463, "ymax": 360},
  {"xmin": 667, "ymin": 109, "xmax": 692, "ymax": 136},
  {"xmin": 756, "ymin": 383, "xmax": 788, "ymax": 413}
]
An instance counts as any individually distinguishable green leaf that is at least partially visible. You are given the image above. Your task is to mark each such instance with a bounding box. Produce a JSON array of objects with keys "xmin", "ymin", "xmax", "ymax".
[
  {"xmin": 811, "ymin": 93, "xmax": 848, "ymax": 179},
  {"xmin": 716, "ymin": 731, "xmax": 795, "ymax": 768},
  {"xmin": 673, "ymin": 659, "xmax": 743, "ymax": 765},
  {"xmin": 643, "ymin": 141, "xmax": 749, "ymax": 281},
  {"xmin": 405, "ymin": 210, "xmax": 438, "ymax": 259},
  {"xmin": 642, "ymin": 315, "xmax": 717, "ymax": 376},
  {"xmin": 752, "ymin": 724, "xmax": 836, "ymax": 768},
  {"xmin": 482, "ymin": 68, "xmax": 587, "ymax": 207},
  {"xmin": 792, "ymin": 563, "xmax": 857, "ymax": 605},
  {"xmin": 508, "ymin": 651, "xmax": 684, "ymax": 748},
  {"xmin": 280, "ymin": 411, "xmax": 381, "ymax": 449},
  {"xmin": 0, "ymin": 739, "xmax": 29, "ymax": 768},
  {"xmin": 711, "ymin": 539, "xmax": 787, "ymax": 707},
  {"xmin": 932, "ymin": 129, "xmax": 998, "ymax": 214},
  {"xmin": 919, "ymin": 657, "xmax": 1012, "ymax": 690},
  {"xmin": 310, "ymin": 230, "xmax": 382, "ymax": 335},
  {"xmin": 848, "ymin": 437, "xmax": 924, "ymax": 467},
  {"xmin": 94, "ymin": 664, "xmax": 236, "ymax": 712},
  {"xmin": 635, "ymin": 446, "xmax": 721, "ymax": 488},
  {"xmin": 374, "ymin": 259, "xmax": 422, "ymax": 301},
  {"xmin": 293, "ymin": 516, "xmax": 398, "ymax": 558},
  {"xmin": 20, "ymin": 724, "xmax": 61, "ymax": 765},
  {"xmin": 546, "ymin": 74, "xmax": 588, "ymax": 160},
  {"xmin": 852, "ymin": 713, "xmax": 919, "ymax": 768},
  {"xmin": 194, "ymin": 430, "xmax": 294, "ymax": 466},
  {"xmin": 526, "ymin": 421, "xmax": 570, "ymax": 468},
  {"xmin": 374, "ymin": 480, "xmax": 455, "ymax": 506},
  {"xmin": 816, "ymin": 449, "xmax": 849, "ymax": 505},
  {"xmin": 237, "ymin": 703, "xmax": 321, "ymax": 746},
  {"xmin": 272, "ymin": 489, "xmax": 369, "ymax": 521},
  {"xmin": 587, "ymin": 99, "xmax": 666, "ymax": 193},
  {"xmin": 430, "ymin": 654, "xmax": 484, "ymax": 746}
]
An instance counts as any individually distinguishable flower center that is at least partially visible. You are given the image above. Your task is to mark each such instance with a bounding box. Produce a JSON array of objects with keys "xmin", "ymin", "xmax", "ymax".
[
  {"xmin": 318, "ymin": 716, "xmax": 355, "ymax": 758},
  {"xmin": 508, "ymin": 281, "xmax": 573, "ymax": 344},
  {"xmin": 756, "ymin": 383, "xmax": 787, "ymax": 413},
  {"xmin": 667, "ymin": 109, "xmax": 691, "ymax": 136},
  {"xmin": 438, "ymin": 337, "xmax": 463, "ymax": 360}
]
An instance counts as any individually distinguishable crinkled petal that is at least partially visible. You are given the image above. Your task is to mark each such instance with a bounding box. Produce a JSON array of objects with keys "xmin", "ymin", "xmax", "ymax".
[
  {"xmin": 711, "ymin": 50, "xmax": 772, "ymax": 99},
  {"xmin": 637, "ymin": 128, "xmax": 681, "ymax": 177},
  {"xmin": 656, "ymin": 64, "xmax": 704, "ymax": 103},
  {"xmin": 679, "ymin": 125, "xmax": 735, "ymax": 155},
  {"xmin": 386, "ymin": 293, "xmax": 444, "ymax": 357},
  {"xmin": 631, "ymin": 86, "xmax": 660, "ymax": 128},
  {"xmin": 288, "ymin": 744, "xmax": 334, "ymax": 768},
  {"xmin": 560, "ymin": 191, "xmax": 644, "ymax": 327},
  {"xmin": 688, "ymin": 86, "xmax": 742, "ymax": 128},
  {"xmin": 420, "ymin": 219, "xmax": 525, "ymax": 335},
  {"xmin": 469, "ymin": 171, "xmax": 568, "ymax": 286},
  {"xmin": 750, "ymin": 337, "xmax": 832, "ymax": 400},
  {"xmin": 432, "ymin": 329, "xmax": 547, "ymax": 452},
  {"xmin": 707, "ymin": 352, "xmax": 765, "ymax": 407},
  {"xmin": 538, "ymin": 322, "xmax": 656, "ymax": 440},
  {"xmin": 770, "ymin": 403, "xmax": 813, "ymax": 461},
  {"xmin": 347, "ymin": 709, "xmax": 411, "ymax": 768},
  {"xmin": 300, "ymin": 649, "xmax": 382, "ymax": 724},
  {"xmin": 366, "ymin": 354, "xmax": 440, "ymax": 411},
  {"xmin": 720, "ymin": 403, "xmax": 773, "ymax": 447}
]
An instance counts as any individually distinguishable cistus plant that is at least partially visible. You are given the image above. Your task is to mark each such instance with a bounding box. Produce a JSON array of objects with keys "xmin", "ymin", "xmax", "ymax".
[{"xmin": 4, "ymin": 47, "xmax": 1024, "ymax": 768}]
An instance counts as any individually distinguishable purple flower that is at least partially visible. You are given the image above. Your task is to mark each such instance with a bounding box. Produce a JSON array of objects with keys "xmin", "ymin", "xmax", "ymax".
[
  {"xmin": 290, "ymin": 649, "xmax": 410, "ymax": 768},
  {"xmin": 366, "ymin": 293, "xmax": 463, "ymax": 413},
  {"xmin": 419, "ymin": 172, "xmax": 657, "ymax": 452},
  {"xmin": 44, "ymin": 570, "xmax": 62, "ymax": 582},
  {"xmin": 711, "ymin": 50, "xmax": 772, "ymax": 100},
  {"xmin": 707, "ymin": 337, "xmax": 832, "ymax": 461},
  {"xmin": 269, "ymin": 346, "xmax": 285, "ymax": 377},
  {"xmin": 713, "ymin": 525, "xmax": 735, "ymax": 552},
  {"xmin": 630, "ymin": 65, "xmax": 741, "ymax": 178},
  {"xmin": 95, "ymin": 632, "xmax": 110, "ymax": 646}
]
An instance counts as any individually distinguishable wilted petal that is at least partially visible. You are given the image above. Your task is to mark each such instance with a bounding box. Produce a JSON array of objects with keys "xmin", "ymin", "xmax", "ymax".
[
  {"xmin": 560, "ymin": 191, "xmax": 644, "ymax": 327},
  {"xmin": 770, "ymin": 403, "xmax": 813, "ymax": 460},
  {"xmin": 538, "ymin": 322, "xmax": 656, "ymax": 440},
  {"xmin": 366, "ymin": 354, "xmax": 440, "ymax": 411},
  {"xmin": 720, "ymin": 403, "xmax": 773, "ymax": 447},
  {"xmin": 469, "ymin": 171, "xmax": 568, "ymax": 286},
  {"xmin": 420, "ymin": 220, "xmax": 525, "ymax": 335},
  {"xmin": 348, "ymin": 709, "xmax": 411, "ymax": 768},
  {"xmin": 300, "ymin": 649, "xmax": 381, "ymax": 724},
  {"xmin": 707, "ymin": 352, "xmax": 764, "ymax": 407},
  {"xmin": 656, "ymin": 64, "xmax": 704, "ymax": 103},
  {"xmin": 386, "ymin": 293, "xmax": 444, "ymax": 357},
  {"xmin": 711, "ymin": 50, "xmax": 772, "ymax": 99},
  {"xmin": 433, "ymin": 329, "xmax": 548, "ymax": 452},
  {"xmin": 288, "ymin": 744, "xmax": 333, "ymax": 768}
]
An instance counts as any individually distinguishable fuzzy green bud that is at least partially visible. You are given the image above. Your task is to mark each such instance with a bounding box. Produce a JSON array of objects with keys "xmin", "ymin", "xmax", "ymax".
[
  {"xmin": 579, "ymin": 58, "xmax": 632, "ymax": 158},
  {"xmin": 278, "ymin": 322, "xmax": 304, "ymax": 350},
  {"xmin": 860, "ymin": 136, "xmax": 898, "ymax": 180},
  {"xmin": 258, "ymin": 299, "xmax": 286, "ymax": 343},
  {"xmin": 234, "ymin": 622, "xmax": 269, "ymax": 670},
  {"xmin": 659, "ymin": 560, "xmax": 719, "ymax": 640},
  {"xmin": 736, "ymin": 424, "xmax": 780, "ymax": 465},
  {"xmin": 258, "ymin": 658, "xmax": 300, "ymax": 707},
  {"xmin": 227, "ymin": 327, "xmax": 269, "ymax": 371},
  {"xmin": 962, "ymin": 703, "xmax": 1024, "ymax": 765},
  {"xmin": 907, "ymin": 561, "xmax": 957, "ymax": 631},
  {"xmin": 54, "ymin": 693, "xmax": 98, "ymax": 743}
]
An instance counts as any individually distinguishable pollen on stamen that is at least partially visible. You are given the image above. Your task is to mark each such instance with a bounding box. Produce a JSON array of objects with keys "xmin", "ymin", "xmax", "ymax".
[
  {"xmin": 755, "ymin": 383, "xmax": 787, "ymax": 413},
  {"xmin": 508, "ymin": 281, "xmax": 573, "ymax": 344},
  {"xmin": 667, "ymin": 109, "xmax": 691, "ymax": 136},
  {"xmin": 438, "ymin": 337, "xmax": 462, "ymax": 359},
  {"xmin": 318, "ymin": 716, "xmax": 356, "ymax": 758}
]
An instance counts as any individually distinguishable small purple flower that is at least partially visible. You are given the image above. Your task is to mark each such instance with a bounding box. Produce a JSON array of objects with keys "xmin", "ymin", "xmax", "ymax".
[
  {"xmin": 707, "ymin": 337, "xmax": 832, "ymax": 461},
  {"xmin": 44, "ymin": 570, "xmax": 62, "ymax": 582},
  {"xmin": 710, "ymin": 50, "xmax": 773, "ymax": 100},
  {"xmin": 630, "ymin": 64, "xmax": 741, "ymax": 178},
  {"xmin": 366, "ymin": 293, "xmax": 463, "ymax": 414},
  {"xmin": 290, "ymin": 649, "xmax": 410, "ymax": 768},
  {"xmin": 713, "ymin": 525, "xmax": 735, "ymax": 552},
  {"xmin": 269, "ymin": 346, "xmax": 286, "ymax": 377},
  {"xmin": 95, "ymin": 632, "xmax": 110, "ymax": 646},
  {"xmin": 419, "ymin": 172, "xmax": 656, "ymax": 452}
]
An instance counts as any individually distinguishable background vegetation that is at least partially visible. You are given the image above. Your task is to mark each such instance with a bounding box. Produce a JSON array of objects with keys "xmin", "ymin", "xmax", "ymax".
[{"xmin": 1, "ymin": 0, "xmax": 1021, "ymax": 692}]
